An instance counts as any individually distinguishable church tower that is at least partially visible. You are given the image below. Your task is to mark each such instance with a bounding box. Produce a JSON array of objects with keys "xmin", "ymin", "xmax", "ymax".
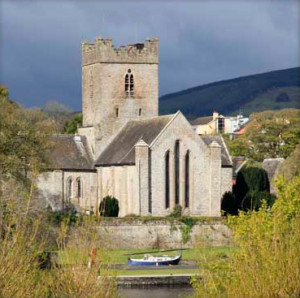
[{"xmin": 78, "ymin": 37, "xmax": 159, "ymax": 158}]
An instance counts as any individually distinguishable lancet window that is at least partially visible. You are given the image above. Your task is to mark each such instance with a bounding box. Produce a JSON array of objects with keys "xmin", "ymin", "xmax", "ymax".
[
  {"xmin": 185, "ymin": 150, "xmax": 190, "ymax": 208},
  {"xmin": 175, "ymin": 140, "xmax": 180, "ymax": 205},
  {"xmin": 165, "ymin": 150, "xmax": 170, "ymax": 209},
  {"xmin": 125, "ymin": 69, "xmax": 134, "ymax": 97}
]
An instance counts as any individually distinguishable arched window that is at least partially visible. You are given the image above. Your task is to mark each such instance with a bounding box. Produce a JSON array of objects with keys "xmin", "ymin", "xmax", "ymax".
[
  {"xmin": 67, "ymin": 177, "xmax": 73, "ymax": 201},
  {"xmin": 165, "ymin": 150, "xmax": 170, "ymax": 209},
  {"xmin": 125, "ymin": 69, "xmax": 134, "ymax": 97},
  {"xmin": 185, "ymin": 151, "xmax": 190, "ymax": 208},
  {"xmin": 175, "ymin": 140, "xmax": 180, "ymax": 205},
  {"xmin": 76, "ymin": 177, "xmax": 82, "ymax": 204},
  {"xmin": 76, "ymin": 178, "xmax": 82, "ymax": 198}
]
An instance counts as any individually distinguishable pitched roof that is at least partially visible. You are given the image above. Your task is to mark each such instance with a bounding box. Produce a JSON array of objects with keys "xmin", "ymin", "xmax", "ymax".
[
  {"xmin": 232, "ymin": 156, "xmax": 247, "ymax": 176},
  {"xmin": 95, "ymin": 115, "xmax": 174, "ymax": 166},
  {"xmin": 200, "ymin": 135, "xmax": 232, "ymax": 167},
  {"xmin": 262, "ymin": 158, "xmax": 284, "ymax": 181},
  {"xmin": 190, "ymin": 116, "xmax": 213, "ymax": 125},
  {"xmin": 48, "ymin": 135, "xmax": 94, "ymax": 170}
]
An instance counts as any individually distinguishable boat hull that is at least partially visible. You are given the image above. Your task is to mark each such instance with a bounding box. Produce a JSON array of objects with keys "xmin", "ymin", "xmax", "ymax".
[{"xmin": 127, "ymin": 256, "xmax": 181, "ymax": 266}]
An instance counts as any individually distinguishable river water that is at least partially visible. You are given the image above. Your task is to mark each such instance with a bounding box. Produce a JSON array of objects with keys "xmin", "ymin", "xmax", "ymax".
[{"xmin": 118, "ymin": 286, "xmax": 195, "ymax": 298}]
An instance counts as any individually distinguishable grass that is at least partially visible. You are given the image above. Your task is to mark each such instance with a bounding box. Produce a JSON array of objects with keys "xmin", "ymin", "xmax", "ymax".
[
  {"xmin": 57, "ymin": 246, "xmax": 234, "ymax": 277},
  {"xmin": 102, "ymin": 246, "xmax": 232, "ymax": 264},
  {"xmin": 58, "ymin": 246, "xmax": 233, "ymax": 271}
]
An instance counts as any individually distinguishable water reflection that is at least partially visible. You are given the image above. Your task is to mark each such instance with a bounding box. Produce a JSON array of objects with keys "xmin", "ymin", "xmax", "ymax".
[{"xmin": 118, "ymin": 286, "xmax": 195, "ymax": 298}]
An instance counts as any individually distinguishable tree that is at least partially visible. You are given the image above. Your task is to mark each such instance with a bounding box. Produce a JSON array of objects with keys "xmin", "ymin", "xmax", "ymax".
[
  {"xmin": 221, "ymin": 191, "xmax": 238, "ymax": 216},
  {"xmin": 63, "ymin": 113, "xmax": 82, "ymax": 134},
  {"xmin": 99, "ymin": 196, "xmax": 119, "ymax": 217},
  {"xmin": 276, "ymin": 92, "xmax": 290, "ymax": 102},
  {"xmin": 233, "ymin": 166, "xmax": 273, "ymax": 211},
  {"xmin": 43, "ymin": 100, "xmax": 74, "ymax": 133},
  {"xmin": 194, "ymin": 175, "xmax": 300, "ymax": 297},
  {"xmin": 225, "ymin": 109, "xmax": 300, "ymax": 161},
  {"xmin": 278, "ymin": 143, "xmax": 300, "ymax": 182},
  {"xmin": 0, "ymin": 85, "xmax": 54, "ymax": 182}
]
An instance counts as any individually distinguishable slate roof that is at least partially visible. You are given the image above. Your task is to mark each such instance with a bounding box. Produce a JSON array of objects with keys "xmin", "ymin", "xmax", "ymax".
[
  {"xmin": 232, "ymin": 156, "xmax": 247, "ymax": 176},
  {"xmin": 200, "ymin": 135, "xmax": 232, "ymax": 167},
  {"xmin": 48, "ymin": 135, "xmax": 94, "ymax": 170},
  {"xmin": 262, "ymin": 158, "xmax": 284, "ymax": 181},
  {"xmin": 95, "ymin": 115, "xmax": 174, "ymax": 166},
  {"xmin": 190, "ymin": 116, "xmax": 214, "ymax": 126}
]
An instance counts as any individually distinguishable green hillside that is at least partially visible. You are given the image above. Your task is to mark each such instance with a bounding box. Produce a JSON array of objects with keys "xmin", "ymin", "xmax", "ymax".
[{"xmin": 159, "ymin": 67, "xmax": 300, "ymax": 118}]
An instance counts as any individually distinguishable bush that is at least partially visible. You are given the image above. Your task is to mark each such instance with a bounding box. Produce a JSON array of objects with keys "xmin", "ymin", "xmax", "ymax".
[
  {"xmin": 99, "ymin": 196, "xmax": 119, "ymax": 217},
  {"xmin": 241, "ymin": 190, "xmax": 276, "ymax": 211},
  {"xmin": 234, "ymin": 166, "xmax": 272, "ymax": 211},
  {"xmin": 194, "ymin": 175, "xmax": 300, "ymax": 297},
  {"xmin": 221, "ymin": 191, "xmax": 238, "ymax": 216}
]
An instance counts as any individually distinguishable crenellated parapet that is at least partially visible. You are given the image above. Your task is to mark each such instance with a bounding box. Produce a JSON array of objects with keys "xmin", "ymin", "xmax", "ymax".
[{"xmin": 82, "ymin": 37, "xmax": 159, "ymax": 65}]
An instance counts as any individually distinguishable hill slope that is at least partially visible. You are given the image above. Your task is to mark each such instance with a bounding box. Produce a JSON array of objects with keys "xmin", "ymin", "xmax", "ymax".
[{"xmin": 159, "ymin": 67, "xmax": 300, "ymax": 118}]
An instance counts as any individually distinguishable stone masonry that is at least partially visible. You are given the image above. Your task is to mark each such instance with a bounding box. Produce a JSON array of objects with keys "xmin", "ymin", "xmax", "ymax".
[{"xmin": 36, "ymin": 36, "xmax": 233, "ymax": 217}]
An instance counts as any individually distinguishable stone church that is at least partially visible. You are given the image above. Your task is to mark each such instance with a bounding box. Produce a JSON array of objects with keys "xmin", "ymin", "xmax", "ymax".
[{"xmin": 37, "ymin": 37, "xmax": 232, "ymax": 217}]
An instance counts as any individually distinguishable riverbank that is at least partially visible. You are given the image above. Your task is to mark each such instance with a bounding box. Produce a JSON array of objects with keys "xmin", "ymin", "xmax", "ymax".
[{"xmin": 116, "ymin": 273, "xmax": 199, "ymax": 287}]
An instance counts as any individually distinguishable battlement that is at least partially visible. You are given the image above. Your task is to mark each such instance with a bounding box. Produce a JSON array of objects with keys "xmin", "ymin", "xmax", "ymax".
[{"xmin": 82, "ymin": 37, "xmax": 159, "ymax": 65}]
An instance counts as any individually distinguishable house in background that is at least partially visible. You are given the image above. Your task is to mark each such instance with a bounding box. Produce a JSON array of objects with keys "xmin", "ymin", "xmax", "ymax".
[
  {"xmin": 191, "ymin": 112, "xmax": 249, "ymax": 136},
  {"xmin": 231, "ymin": 156, "xmax": 247, "ymax": 185},
  {"xmin": 262, "ymin": 158, "xmax": 285, "ymax": 195}
]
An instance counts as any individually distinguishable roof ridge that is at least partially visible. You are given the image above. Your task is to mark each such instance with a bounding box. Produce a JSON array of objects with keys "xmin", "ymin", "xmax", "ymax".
[{"xmin": 149, "ymin": 111, "xmax": 180, "ymax": 147}]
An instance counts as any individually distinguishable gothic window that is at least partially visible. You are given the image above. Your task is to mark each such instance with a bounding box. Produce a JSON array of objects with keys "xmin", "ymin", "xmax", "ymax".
[
  {"xmin": 67, "ymin": 177, "xmax": 73, "ymax": 201},
  {"xmin": 175, "ymin": 140, "xmax": 180, "ymax": 205},
  {"xmin": 185, "ymin": 150, "xmax": 190, "ymax": 208},
  {"xmin": 116, "ymin": 108, "xmax": 119, "ymax": 117},
  {"xmin": 77, "ymin": 178, "xmax": 82, "ymax": 198},
  {"xmin": 139, "ymin": 108, "xmax": 142, "ymax": 116},
  {"xmin": 76, "ymin": 178, "xmax": 82, "ymax": 204},
  {"xmin": 125, "ymin": 69, "xmax": 134, "ymax": 97},
  {"xmin": 165, "ymin": 150, "xmax": 170, "ymax": 209}
]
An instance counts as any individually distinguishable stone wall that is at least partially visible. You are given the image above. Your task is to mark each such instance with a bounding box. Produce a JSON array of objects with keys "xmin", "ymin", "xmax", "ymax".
[
  {"xmin": 149, "ymin": 112, "xmax": 223, "ymax": 217},
  {"xmin": 97, "ymin": 165, "xmax": 138, "ymax": 217},
  {"xmin": 36, "ymin": 170, "xmax": 97, "ymax": 212},
  {"xmin": 221, "ymin": 167, "xmax": 233, "ymax": 196},
  {"xmin": 93, "ymin": 219, "xmax": 231, "ymax": 249}
]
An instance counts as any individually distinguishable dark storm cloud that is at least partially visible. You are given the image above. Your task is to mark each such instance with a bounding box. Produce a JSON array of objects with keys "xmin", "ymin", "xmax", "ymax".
[{"xmin": 0, "ymin": 0, "xmax": 299, "ymax": 110}]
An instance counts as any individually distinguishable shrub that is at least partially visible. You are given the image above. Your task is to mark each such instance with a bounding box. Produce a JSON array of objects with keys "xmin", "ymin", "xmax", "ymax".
[
  {"xmin": 99, "ymin": 196, "xmax": 119, "ymax": 217},
  {"xmin": 221, "ymin": 191, "xmax": 239, "ymax": 215},
  {"xmin": 241, "ymin": 190, "xmax": 276, "ymax": 211},
  {"xmin": 234, "ymin": 166, "xmax": 272, "ymax": 211},
  {"xmin": 194, "ymin": 175, "xmax": 300, "ymax": 297}
]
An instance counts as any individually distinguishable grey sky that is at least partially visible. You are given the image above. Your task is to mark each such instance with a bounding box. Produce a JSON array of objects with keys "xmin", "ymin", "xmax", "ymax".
[{"xmin": 1, "ymin": 0, "xmax": 299, "ymax": 110}]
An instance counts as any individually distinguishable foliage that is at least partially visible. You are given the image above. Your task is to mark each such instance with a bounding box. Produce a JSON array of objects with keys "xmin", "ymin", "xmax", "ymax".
[
  {"xmin": 226, "ymin": 109, "xmax": 300, "ymax": 161},
  {"xmin": 168, "ymin": 204, "xmax": 182, "ymax": 218},
  {"xmin": 278, "ymin": 143, "xmax": 300, "ymax": 181},
  {"xmin": 221, "ymin": 191, "xmax": 238, "ymax": 216},
  {"xmin": 99, "ymin": 196, "xmax": 119, "ymax": 217},
  {"xmin": 160, "ymin": 67, "xmax": 300, "ymax": 118},
  {"xmin": 194, "ymin": 175, "xmax": 300, "ymax": 297},
  {"xmin": 0, "ymin": 192, "xmax": 116, "ymax": 297},
  {"xmin": 63, "ymin": 113, "xmax": 82, "ymax": 134},
  {"xmin": 0, "ymin": 85, "xmax": 54, "ymax": 183},
  {"xmin": 43, "ymin": 100, "xmax": 76, "ymax": 133},
  {"xmin": 232, "ymin": 166, "xmax": 274, "ymax": 213},
  {"xmin": 179, "ymin": 216, "xmax": 197, "ymax": 243}
]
